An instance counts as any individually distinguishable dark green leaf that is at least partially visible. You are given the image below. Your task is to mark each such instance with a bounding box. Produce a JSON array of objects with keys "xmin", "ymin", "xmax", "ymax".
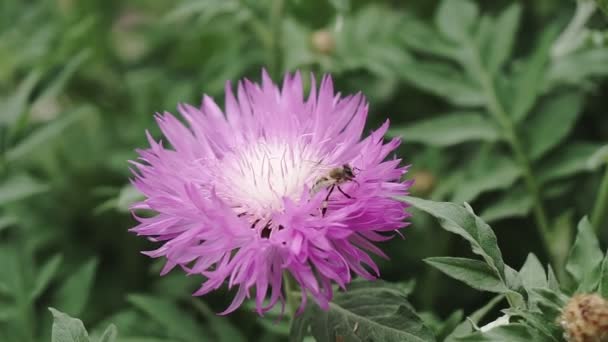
[
  {"xmin": 292, "ymin": 280, "xmax": 435, "ymax": 342},
  {"xmin": 565, "ymin": 217, "xmax": 603, "ymax": 292},
  {"xmin": 599, "ymin": 253, "xmax": 608, "ymax": 298},
  {"xmin": 538, "ymin": 142, "xmax": 604, "ymax": 183},
  {"xmin": 50, "ymin": 308, "xmax": 89, "ymax": 342},
  {"xmin": 435, "ymin": 0, "xmax": 479, "ymax": 42},
  {"xmin": 425, "ymin": 257, "xmax": 507, "ymax": 293},
  {"xmin": 127, "ymin": 294, "xmax": 207, "ymax": 342},
  {"xmin": 598, "ymin": 0, "xmax": 608, "ymax": 16},
  {"xmin": 30, "ymin": 254, "xmax": 63, "ymax": 301},
  {"xmin": 452, "ymin": 155, "xmax": 520, "ymax": 203},
  {"xmin": 191, "ymin": 299, "xmax": 246, "ymax": 342},
  {"xmin": 524, "ymin": 92, "xmax": 584, "ymax": 160},
  {"xmin": 510, "ymin": 25, "xmax": 560, "ymax": 122},
  {"xmin": 388, "ymin": 113, "xmax": 499, "ymax": 147},
  {"xmin": 480, "ymin": 187, "xmax": 532, "ymax": 222},
  {"xmin": 54, "ymin": 259, "xmax": 98, "ymax": 317}
]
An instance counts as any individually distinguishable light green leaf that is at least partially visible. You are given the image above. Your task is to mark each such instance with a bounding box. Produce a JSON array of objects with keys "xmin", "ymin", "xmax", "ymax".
[
  {"xmin": 486, "ymin": 3, "xmax": 521, "ymax": 73},
  {"xmin": 425, "ymin": 257, "xmax": 507, "ymax": 293},
  {"xmin": 6, "ymin": 108, "xmax": 87, "ymax": 163},
  {"xmin": 510, "ymin": 25, "xmax": 560, "ymax": 122},
  {"xmin": 588, "ymin": 144, "xmax": 608, "ymax": 169},
  {"xmin": 403, "ymin": 196, "xmax": 505, "ymax": 280},
  {"xmin": 455, "ymin": 324, "xmax": 534, "ymax": 341},
  {"xmin": 480, "ymin": 187, "xmax": 532, "ymax": 222},
  {"xmin": 546, "ymin": 47, "xmax": 608, "ymax": 87},
  {"xmin": 54, "ymin": 259, "xmax": 98, "ymax": 316},
  {"xmin": 0, "ymin": 174, "xmax": 48, "ymax": 206},
  {"xmin": 0, "ymin": 70, "xmax": 41, "ymax": 125},
  {"xmin": 50, "ymin": 308, "xmax": 90, "ymax": 342},
  {"xmin": 30, "ymin": 254, "xmax": 63, "ymax": 301},
  {"xmin": 398, "ymin": 62, "xmax": 484, "ymax": 106},
  {"xmin": 444, "ymin": 295, "xmax": 505, "ymax": 342},
  {"xmin": 599, "ymin": 253, "xmax": 608, "ymax": 298},
  {"xmin": 291, "ymin": 280, "xmax": 435, "ymax": 342},
  {"xmin": 97, "ymin": 324, "xmax": 117, "ymax": 342},
  {"xmin": 435, "ymin": 0, "xmax": 479, "ymax": 42},
  {"xmin": 116, "ymin": 185, "xmax": 144, "ymax": 213},
  {"xmin": 518, "ymin": 254, "xmax": 547, "ymax": 291},
  {"xmin": 33, "ymin": 49, "xmax": 90, "ymax": 107},
  {"xmin": 401, "ymin": 18, "xmax": 460, "ymax": 59},
  {"xmin": 524, "ymin": 92, "xmax": 584, "ymax": 160},
  {"xmin": 388, "ymin": 113, "xmax": 499, "ymax": 147},
  {"xmin": 127, "ymin": 294, "xmax": 207, "ymax": 342},
  {"xmin": 538, "ymin": 143, "xmax": 603, "ymax": 184},
  {"xmin": 565, "ymin": 217, "xmax": 603, "ymax": 292}
]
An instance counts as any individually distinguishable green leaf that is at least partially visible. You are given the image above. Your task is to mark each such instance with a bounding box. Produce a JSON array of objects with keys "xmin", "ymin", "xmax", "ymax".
[
  {"xmin": 452, "ymin": 155, "xmax": 521, "ymax": 203},
  {"xmin": 588, "ymin": 144, "xmax": 608, "ymax": 169},
  {"xmin": 116, "ymin": 185, "xmax": 145, "ymax": 213},
  {"xmin": 127, "ymin": 294, "xmax": 207, "ymax": 342},
  {"xmin": 398, "ymin": 62, "xmax": 484, "ymax": 106},
  {"xmin": 425, "ymin": 257, "xmax": 507, "ymax": 293},
  {"xmin": 518, "ymin": 254, "xmax": 547, "ymax": 291},
  {"xmin": 486, "ymin": 4, "xmax": 521, "ymax": 73},
  {"xmin": 480, "ymin": 187, "xmax": 532, "ymax": 222},
  {"xmin": 524, "ymin": 92, "xmax": 584, "ymax": 160},
  {"xmin": 6, "ymin": 108, "xmax": 87, "ymax": 163},
  {"xmin": 0, "ymin": 174, "xmax": 48, "ymax": 206},
  {"xmin": 538, "ymin": 143, "xmax": 604, "ymax": 184},
  {"xmin": 291, "ymin": 280, "xmax": 435, "ymax": 342},
  {"xmin": 403, "ymin": 197, "xmax": 505, "ymax": 280},
  {"xmin": 191, "ymin": 299, "xmax": 246, "ymax": 342},
  {"xmin": 599, "ymin": 253, "xmax": 608, "ymax": 298},
  {"xmin": 445, "ymin": 295, "xmax": 505, "ymax": 341},
  {"xmin": 30, "ymin": 254, "xmax": 63, "ymax": 301},
  {"xmin": 547, "ymin": 47, "xmax": 608, "ymax": 87},
  {"xmin": 54, "ymin": 259, "xmax": 98, "ymax": 317},
  {"xmin": 510, "ymin": 25, "xmax": 560, "ymax": 123},
  {"xmin": 565, "ymin": 217, "xmax": 603, "ymax": 292},
  {"xmin": 0, "ymin": 70, "xmax": 41, "ymax": 125},
  {"xmin": 401, "ymin": 18, "xmax": 460, "ymax": 59},
  {"xmin": 388, "ymin": 113, "xmax": 499, "ymax": 147},
  {"xmin": 49, "ymin": 308, "xmax": 90, "ymax": 342},
  {"xmin": 455, "ymin": 324, "xmax": 534, "ymax": 341},
  {"xmin": 97, "ymin": 324, "xmax": 117, "ymax": 342},
  {"xmin": 435, "ymin": 0, "xmax": 479, "ymax": 42},
  {"xmin": 598, "ymin": 0, "xmax": 608, "ymax": 16}
]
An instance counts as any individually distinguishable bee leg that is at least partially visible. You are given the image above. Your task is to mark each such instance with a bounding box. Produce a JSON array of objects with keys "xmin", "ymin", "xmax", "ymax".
[
  {"xmin": 321, "ymin": 184, "xmax": 335, "ymax": 216},
  {"xmin": 336, "ymin": 185, "xmax": 352, "ymax": 199},
  {"xmin": 260, "ymin": 220, "xmax": 273, "ymax": 239}
]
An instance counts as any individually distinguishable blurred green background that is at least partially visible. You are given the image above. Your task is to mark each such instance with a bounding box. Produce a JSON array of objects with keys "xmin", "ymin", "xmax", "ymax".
[{"xmin": 1, "ymin": 0, "xmax": 607, "ymax": 341}]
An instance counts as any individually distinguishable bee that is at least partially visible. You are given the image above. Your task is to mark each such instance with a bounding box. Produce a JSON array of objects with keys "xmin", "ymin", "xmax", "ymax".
[{"xmin": 312, "ymin": 164, "xmax": 358, "ymax": 216}]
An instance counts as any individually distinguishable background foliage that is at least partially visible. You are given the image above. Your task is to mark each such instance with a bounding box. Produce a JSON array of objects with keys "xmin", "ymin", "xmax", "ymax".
[{"xmin": 1, "ymin": 0, "xmax": 607, "ymax": 341}]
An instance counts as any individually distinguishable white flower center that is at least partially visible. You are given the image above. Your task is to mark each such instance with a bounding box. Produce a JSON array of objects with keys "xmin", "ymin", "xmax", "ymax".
[{"xmin": 215, "ymin": 140, "xmax": 324, "ymax": 217}]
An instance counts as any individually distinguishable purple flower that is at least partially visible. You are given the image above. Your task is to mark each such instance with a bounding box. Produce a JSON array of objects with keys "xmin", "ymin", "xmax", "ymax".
[{"xmin": 129, "ymin": 71, "xmax": 411, "ymax": 315}]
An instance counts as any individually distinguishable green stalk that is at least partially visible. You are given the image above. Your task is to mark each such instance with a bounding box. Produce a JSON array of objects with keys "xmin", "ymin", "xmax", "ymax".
[
  {"xmin": 283, "ymin": 272, "xmax": 299, "ymax": 319},
  {"xmin": 551, "ymin": 0, "xmax": 597, "ymax": 58},
  {"xmin": 467, "ymin": 44, "xmax": 556, "ymax": 268},
  {"xmin": 592, "ymin": 164, "xmax": 608, "ymax": 233},
  {"xmin": 269, "ymin": 0, "xmax": 285, "ymax": 78}
]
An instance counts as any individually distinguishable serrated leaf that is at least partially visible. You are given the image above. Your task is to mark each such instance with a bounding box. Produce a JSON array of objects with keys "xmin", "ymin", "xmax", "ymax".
[
  {"xmin": 97, "ymin": 324, "xmax": 117, "ymax": 342},
  {"xmin": 480, "ymin": 187, "xmax": 532, "ymax": 222},
  {"xmin": 50, "ymin": 308, "xmax": 90, "ymax": 342},
  {"xmin": 565, "ymin": 217, "xmax": 603, "ymax": 292},
  {"xmin": 435, "ymin": 0, "xmax": 478, "ymax": 42},
  {"xmin": 0, "ymin": 174, "xmax": 48, "ymax": 206},
  {"xmin": 54, "ymin": 259, "xmax": 98, "ymax": 317},
  {"xmin": 538, "ymin": 143, "xmax": 603, "ymax": 183},
  {"xmin": 524, "ymin": 92, "xmax": 584, "ymax": 161},
  {"xmin": 292, "ymin": 280, "xmax": 435, "ymax": 342},
  {"xmin": 403, "ymin": 196, "xmax": 505, "ymax": 280},
  {"xmin": 510, "ymin": 25, "xmax": 560, "ymax": 122},
  {"xmin": 388, "ymin": 113, "xmax": 499, "ymax": 147},
  {"xmin": 518, "ymin": 254, "xmax": 547, "ymax": 291},
  {"xmin": 127, "ymin": 294, "xmax": 207, "ymax": 342},
  {"xmin": 30, "ymin": 254, "xmax": 63, "ymax": 301},
  {"xmin": 425, "ymin": 257, "xmax": 507, "ymax": 292},
  {"xmin": 486, "ymin": 4, "xmax": 521, "ymax": 73}
]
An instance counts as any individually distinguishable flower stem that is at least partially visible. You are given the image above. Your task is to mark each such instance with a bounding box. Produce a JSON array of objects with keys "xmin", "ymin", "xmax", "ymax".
[
  {"xmin": 283, "ymin": 272, "xmax": 298, "ymax": 319},
  {"xmin": 592, "ymin": 164, "xmax": 608, "ymax": 234},
  {"xmin": 269, "ymin": 0, "xmax": 285, "ymax": 78},
  {"xmin": 467, "ymin": 43, "xmax": 556, "ymax": 268},
  {"xmin": 551, "ymin": 0, "xmax": 596, "ymax": 58}
]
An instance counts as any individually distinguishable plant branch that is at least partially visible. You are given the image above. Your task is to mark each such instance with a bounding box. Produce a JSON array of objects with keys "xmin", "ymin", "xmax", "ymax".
[
  {"xmin": 269, "ymin": 0, "xmax": 285, "ymax": 78},
  {"xmin": 551, "ymin": 0, "xmax": 597, "ymax": 58}
]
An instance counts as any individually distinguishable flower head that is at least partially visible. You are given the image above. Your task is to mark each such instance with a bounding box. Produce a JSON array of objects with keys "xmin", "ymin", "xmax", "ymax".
[
  {"xmin": 560, "ymin": 293, "xmax": 608, "ymax": 342},
  {"xmin": 129, "ymin": 71, "xmax": 411, "ymax": 315}
]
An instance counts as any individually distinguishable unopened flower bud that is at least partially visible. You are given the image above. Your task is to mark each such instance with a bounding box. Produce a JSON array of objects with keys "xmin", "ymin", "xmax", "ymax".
[
  {"xmin": 411, "ymin": 170, "xmax": 435, "ymax": 195},
  {"xmin": 311, "ymin": 30, "xmax": 335, "ymax": 55},
  {"xmin": 560, "ymin": 293, "xmax": 608, "ymax": 342}
]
